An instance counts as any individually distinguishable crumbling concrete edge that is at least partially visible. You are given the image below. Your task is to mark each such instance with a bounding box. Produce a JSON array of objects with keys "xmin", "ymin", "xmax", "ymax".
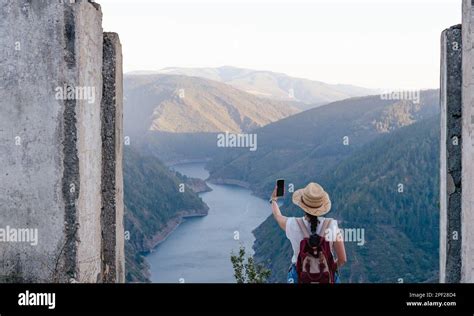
[
  {"xmin": 61, "ymin": 3, "xmax": 80, "ymax": 283},
  {"xmin": 440, "ymin": 24, "xmax": 463, "ymax": 283},
  {"xmin": 101, "ymin": 32, "xmax": 125, "ymax": 283}
]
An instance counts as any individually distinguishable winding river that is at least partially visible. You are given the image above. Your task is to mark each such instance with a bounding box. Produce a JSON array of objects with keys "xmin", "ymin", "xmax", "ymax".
[{"xmin": 146, "ymin": 162, "xmax": 270, "ymax": 283}]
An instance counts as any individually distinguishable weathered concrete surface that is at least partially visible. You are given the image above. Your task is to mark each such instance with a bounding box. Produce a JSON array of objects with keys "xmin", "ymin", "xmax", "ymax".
[
  {"xmin": 74, "ymin": 0, "xmax": 104, "ymax": 283},
  {"xmin": 461, "ymin": 0, "xmax": 474, "ymax": 283},
  {"xmin": 101, "ymin": 32, "xmax": 125, "ymax": 283},
  {"xmin": 440, "ymin": 25, "xmax": 462, "ymax": 283},
  {"xmin": 0, "ymin": 0, "xmax": 69, "ymax": 282},
  {"xmin": 0, "ymin": 0, "xmax": 124, "ymax": 283}
]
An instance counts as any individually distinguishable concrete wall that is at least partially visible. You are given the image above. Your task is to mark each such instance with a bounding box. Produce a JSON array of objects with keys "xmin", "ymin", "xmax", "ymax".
[
  {"xmin": 440, "ymin": 0, "xmax": 474, "ymax": 284},
  {"xmin": 0, "ymin": 0, "xmax": 69, "ymax": 283},
  {"xmin": 440, "ymin": 25, "xmax": 463, "ymax": 283},
  {"xmin": 0, "ymin": 0, "xmax": 124, "ymax": 283},
  {"xmin": 101, "ymin": 32, "xmax": 125, "ymax": 283},
  {"xmin": 461, "ymin": 0, "xmax": 474, "ymax": 282},
  {"xmin": 74, "ymin": 0, "xmax": 104, "ymax": 283}
]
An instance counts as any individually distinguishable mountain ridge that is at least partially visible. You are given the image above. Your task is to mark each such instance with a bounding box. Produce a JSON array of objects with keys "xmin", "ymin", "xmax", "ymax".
[
  {"xmin": 124, "ymin": 73, "xmax": 300, "ymax": 135},
  {"xmin": 206, "ymin": 89, "xmax": 439, "ymax": 197},
  {"xmin": 127, "ymin": 66, "xmax": 379, "ymax": 108}
]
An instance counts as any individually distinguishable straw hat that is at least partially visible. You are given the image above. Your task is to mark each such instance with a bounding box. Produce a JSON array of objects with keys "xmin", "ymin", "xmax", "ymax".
[{"xmin": 292, "ymin": 182, "xmax": 331, "ymax": 216}]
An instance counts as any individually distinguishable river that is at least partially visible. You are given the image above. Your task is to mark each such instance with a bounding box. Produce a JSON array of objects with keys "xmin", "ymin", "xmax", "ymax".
[{"xmin": 146, "ymin": 162, "xmax": 270, "ymax": 283}]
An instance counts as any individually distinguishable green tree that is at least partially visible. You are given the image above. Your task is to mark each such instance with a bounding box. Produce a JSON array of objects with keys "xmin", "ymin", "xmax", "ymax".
[{"xmin": 231, "ymin": 246, "xmax": 271, "ymax": 283}]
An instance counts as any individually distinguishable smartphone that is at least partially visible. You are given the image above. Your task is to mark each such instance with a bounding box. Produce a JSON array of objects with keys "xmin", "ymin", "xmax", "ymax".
[{"xmin": 276, "ymin": 179, "xmax": 285, "ymax": 197}]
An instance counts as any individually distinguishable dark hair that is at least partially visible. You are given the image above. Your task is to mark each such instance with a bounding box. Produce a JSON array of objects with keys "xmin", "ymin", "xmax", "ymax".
[{"xmin": 305, "ymin": 213, "xmax": 322, "ymax": 250}]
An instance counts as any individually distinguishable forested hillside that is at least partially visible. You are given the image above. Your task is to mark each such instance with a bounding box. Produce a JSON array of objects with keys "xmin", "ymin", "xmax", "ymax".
[
  {"xmin": 123, "ymin": 146, "xmax": 209, "ymax": 282},
  {"xmin": 123, "ymin": 74, "xmax": 299, "ymax": 135},
  {"xmin": 207, "ymin": 90, "xmax": 439, "ymax": 198},
  {"xmin": 253, "ymin": 116, "xmax": 440, "ymax": 282}
]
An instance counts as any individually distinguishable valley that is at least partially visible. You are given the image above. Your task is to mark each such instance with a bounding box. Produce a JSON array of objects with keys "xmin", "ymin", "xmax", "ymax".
[
  {"xmin": 146, "ymin": 163, "xmax": 270, "ymax": 283},
  {"xmin": 122, "ymin": 66, "xmax": 440, "ymax": 283},
  {"xmin": 123, "ymin": 146, "xmax": 210, "ymax": 282}
]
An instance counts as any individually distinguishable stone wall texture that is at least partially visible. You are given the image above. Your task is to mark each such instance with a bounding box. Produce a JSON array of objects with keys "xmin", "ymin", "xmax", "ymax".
[
  {"xmin": 440, "ymin": 24, "xmax": 462, "ymax": 283},
  {"xmin": 101, "ymin": 32, "xmax": 125, "ymax": 283},
  {"xmin": 441, "ymin": 0, "xmax": 474, "ymax": 283}
]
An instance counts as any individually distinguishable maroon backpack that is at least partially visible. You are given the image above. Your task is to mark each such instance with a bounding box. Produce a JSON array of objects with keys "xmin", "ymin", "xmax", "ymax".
[{"xmin": 295, "ymin": 218, "xmax": 337, "ymax": 284}]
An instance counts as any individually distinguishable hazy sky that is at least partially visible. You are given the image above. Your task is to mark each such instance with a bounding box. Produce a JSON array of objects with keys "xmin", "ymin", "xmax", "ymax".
[{"xmin": 99, "ymin": 0, "xmax": 461, "ymax": 90}]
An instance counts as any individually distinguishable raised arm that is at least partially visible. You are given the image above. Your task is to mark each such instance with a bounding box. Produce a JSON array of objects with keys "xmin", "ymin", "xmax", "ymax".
[{"xmin": 270, "ymin": 187, "xmax": 287, "ymax": 231}]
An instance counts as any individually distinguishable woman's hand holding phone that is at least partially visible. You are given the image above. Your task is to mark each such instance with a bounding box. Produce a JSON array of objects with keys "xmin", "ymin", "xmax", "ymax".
[
  {"xmin": 276, "ymin": 179, "xmax": 285, "ymax": 197},
  {"xmin": 270, "ymin": 179, "xmax": 285, "ymax": 204}
]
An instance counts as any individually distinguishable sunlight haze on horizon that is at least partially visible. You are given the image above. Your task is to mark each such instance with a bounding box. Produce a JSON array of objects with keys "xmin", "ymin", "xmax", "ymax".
[{"xmin": 99, "ymin": 0, "xmax": 461, "ymax": 90}]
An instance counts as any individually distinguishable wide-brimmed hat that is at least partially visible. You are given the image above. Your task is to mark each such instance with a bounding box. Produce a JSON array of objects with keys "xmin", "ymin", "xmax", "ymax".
[{"xmin": 292, "ymin": 182, "xmax": 331, "ymax": 216}]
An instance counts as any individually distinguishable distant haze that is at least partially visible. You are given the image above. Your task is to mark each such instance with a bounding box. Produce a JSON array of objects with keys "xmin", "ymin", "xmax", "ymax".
[
  {"xmin": 128, "ymin": 66, "xmax": 379, "ymax": 106},
  {"xmin": 99, "ymin": 0, "xmax": 460, "ymax": 90}
]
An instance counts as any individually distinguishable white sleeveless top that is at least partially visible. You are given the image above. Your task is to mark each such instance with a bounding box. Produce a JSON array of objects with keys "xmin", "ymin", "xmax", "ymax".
[{"xmin": 285, "ymin": 217, "xmax": 339, "ymax": 264}]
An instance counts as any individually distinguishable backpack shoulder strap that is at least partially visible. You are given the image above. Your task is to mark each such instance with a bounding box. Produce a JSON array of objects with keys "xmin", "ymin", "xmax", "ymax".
[
  {"xmin": 319, "ymin": 218, "xmax": 333, "ymax": 238},
  {"xmin": 296, "ymin": 218, "xmax": 310, "ymax": 239},
  {"xmin": 319, "ymin": 219, "xmax": 336, "ymax": 255}
]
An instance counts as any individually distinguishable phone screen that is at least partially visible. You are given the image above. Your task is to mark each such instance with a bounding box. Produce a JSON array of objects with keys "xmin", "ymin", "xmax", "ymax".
[{"xmin": 276, "ymin": 179, "xmax": 285, "ymax": 197}]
